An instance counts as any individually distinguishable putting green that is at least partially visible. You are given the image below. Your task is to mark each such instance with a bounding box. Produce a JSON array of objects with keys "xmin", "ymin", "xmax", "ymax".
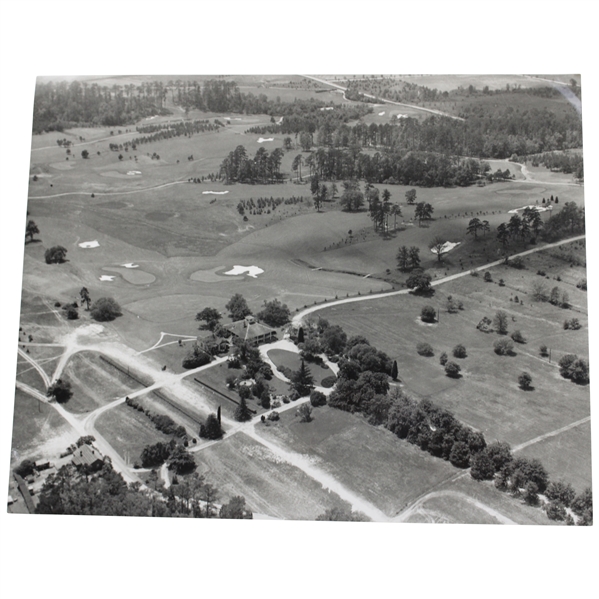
[{"xmin": 102, "ymin": 266, "xmax": 156, "ymax": 285}]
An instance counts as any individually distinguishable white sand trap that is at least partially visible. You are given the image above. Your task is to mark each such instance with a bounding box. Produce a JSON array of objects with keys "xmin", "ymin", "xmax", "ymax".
[
  {"xmin": 103, "ymin": 267, "xmax": 156, "ymax": 285},
  {"xmin": 99, "ymin": 275, "xmax": 115, "ymax": 281},
  {"xmin": 257, "ymin": 137, "xmax": 274, "ymax": 143},
  {"xmin": 127, "ymin": 170, "xmax": 141, "ymax": 176},
  {"xmin": 202, "ymin": 190, "xmax": 229, "ymax": 195},
  {"xmin": 396, "ymin": 114, "xmax": 408, "ymax": 119},
  {"xmin": 508, "ymin": 205, "xmax": 548, "ymax": 214},
  {"xmin": 431, "ymin": 241, "xmax": 461, "ymax": 255},
  {"xmin": 121, "ymin": 263, "xmax": 139, "ymax": 268},
  {"xmin": 378, "ymin": 111, "xmax": 386, "ymax": 116},
  {"xmin": 224, "ymin": 265, "xmax": 264, "ymax": 278},
  {"xmin": 79, "ymin": 240, "xmax": 100, "ymax": 249},
  {"xmin": 277, "ymin": 117, "xmax": 284, "ymax": 124},
  {"xmin": 320, "ymin": 107, "xmax": 334, "ymax": 111}
]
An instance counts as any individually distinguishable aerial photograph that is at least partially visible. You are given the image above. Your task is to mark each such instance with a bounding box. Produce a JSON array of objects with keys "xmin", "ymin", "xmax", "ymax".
[{"xmin": 6, "ymin": 72, "xmax": 591, "ymax": 526}]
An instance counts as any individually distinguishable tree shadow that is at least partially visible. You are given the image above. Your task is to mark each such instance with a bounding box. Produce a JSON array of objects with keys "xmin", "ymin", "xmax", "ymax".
[{"xmin": 25, "ymin": 239, "xmax": 42, "ymax": 245}]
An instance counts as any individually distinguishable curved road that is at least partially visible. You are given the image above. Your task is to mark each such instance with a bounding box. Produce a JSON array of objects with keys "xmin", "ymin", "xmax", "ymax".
[{"xmin": 293, "ymin": 234, "xmax": 586, "ymax": 326}]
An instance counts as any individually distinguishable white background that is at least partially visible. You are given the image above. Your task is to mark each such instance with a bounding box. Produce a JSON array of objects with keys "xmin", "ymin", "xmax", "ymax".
[{"xmin": 1, "ymin": 1, "xmax": 597, "ymax": 597}]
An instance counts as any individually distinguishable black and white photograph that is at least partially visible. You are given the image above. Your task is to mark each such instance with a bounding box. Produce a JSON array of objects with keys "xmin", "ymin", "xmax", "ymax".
[{"xmin": 1, "ymin": 2, "xmax": 597, "ymax": 598}]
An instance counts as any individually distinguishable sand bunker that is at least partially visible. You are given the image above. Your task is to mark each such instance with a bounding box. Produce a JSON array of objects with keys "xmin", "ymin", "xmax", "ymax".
[
  {"xmin": 257, "ymin": 138, "xmax": 274, "ymax": 143},
  {"xmin": 431, "ymin": 241, "xmax": 461, "ymax": 255},
  {"xmin": 127, "ymin": 170, "xmax": 141, "ymax": 176},
  {"xmin": 396, "ymin": 114, "xmax": 407, "ymax": 119},
  {"xmin": 277, "ymin": 117, "xmax": 284, "ymax": 124},
  {"xmin": 99, "ymin": 275, "xmax": 115, "ymax": 281},
  {"xmin": 320, "ymin": 107, "xmax": 334, "ymax": 111},
  {"xmin": 190, "ymin": 266, "xmax": 233, "ymax": 283},
  {"xmin": 508, "ymin": 205, "xmax": 548, "ymax": 214},
  {"xmin": 79, "ymin": 240, "xmax": 100, "ymax": 249},
  {"xmin": 121, "ymin": 263, "xmax": 139, "ymax": 268},
  {"xmin": 202, "ymin": 190, "xmax": 229, "ymax": 195},
  {"xmin": 224, "ymin": 265, "xmax": 264, "ymax": 278},
  {"xmin": 50, "ymin": 162, "xmax": 75, "ymax": 170},
  {"xmin": 378, "ymin": 111, "xmax": 385, "ymax": 116},
  {"xmin": 102, "ymin": 267, "xmax": 156, "ymax": 285}
]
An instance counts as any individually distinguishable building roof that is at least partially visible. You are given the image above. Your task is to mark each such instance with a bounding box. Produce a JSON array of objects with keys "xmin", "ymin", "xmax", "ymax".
[
  {"xmin": 225, "ymin": 318, "xmax": 276, "ymax": 342},
  {"xmin": 72, "ymin": 444, "xmax": 103, "ymax": 467}
]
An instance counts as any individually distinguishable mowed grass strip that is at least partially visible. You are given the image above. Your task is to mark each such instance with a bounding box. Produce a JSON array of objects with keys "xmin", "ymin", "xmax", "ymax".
[
  {"xmin": 94, "ymin": 403, "xmax": 175, "ymax": 463},
  {"xmin": 193, "ymin": 431, "xmax": 352, "ymax": 520},
  {"xmin": 255, "ymin": 406, "xmax": 458, "ymax": 517},
  {"xmin": 60, "ymin": 351, "xmax": 145, "ymax": 414}
]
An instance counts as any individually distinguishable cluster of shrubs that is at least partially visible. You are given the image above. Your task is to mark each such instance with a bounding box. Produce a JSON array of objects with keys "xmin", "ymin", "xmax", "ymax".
[
  {"xmin": 558, "ymin": 354, "xmax": 590, "ymax": 384},
  {"xmin": 61, "ymin": 301, "xmax": 79, "ymax": 320},
  {"xmin": 125, "ymin": 397, "xmax": 187, "ymax": 438},
  {"xmin": 140, "ymin": 440, "xmax": 196, "ymax": 474},
  {"xmin": 182, "ymin": 343, "xmax": 212, "ymax": 369},
  {"xmin": 563, "ymin": 318, "xmax": 581, "ymax": 330},
  {"xmin": 445, "ymin": 295, "xmax": 464, "ymax": 313}
]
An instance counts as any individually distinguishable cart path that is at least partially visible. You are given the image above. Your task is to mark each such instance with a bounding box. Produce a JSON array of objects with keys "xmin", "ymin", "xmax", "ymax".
[
  {"xmin": 17, "ymin": 347, "xmax": 51, "ymax": 388},
  {"xmin": 292, "ymin": 234, "xmax": 585, "ymax": 325},
  {"xmin": 512, "ymin": 415, "xmax": 591, "ymax": 452}
]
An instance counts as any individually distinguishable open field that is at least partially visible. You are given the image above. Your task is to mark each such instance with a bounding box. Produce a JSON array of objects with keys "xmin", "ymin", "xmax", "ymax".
[
  {"xmin": 94, "ymin": 402, "xmax": 175, "ymax": 464},
  {"xmin": 193, "ymin": 431, "xmax": 353, "ymax": 520},
  {"xmin": 318, "ymin": 242, "xmax": 590, "ymax": 491},
  {"xmin": 60, "ymin": 351, "xmax": 145, "ymax": 414},
  {"xmin": 254, "ymin": 406, "xmax": 459, "ymax": 516}
]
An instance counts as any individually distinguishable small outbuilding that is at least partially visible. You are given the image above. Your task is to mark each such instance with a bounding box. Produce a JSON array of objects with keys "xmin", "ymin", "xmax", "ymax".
[{"xmin": 71, "ymin": 444, "xmax": 104, "ymax": 470}]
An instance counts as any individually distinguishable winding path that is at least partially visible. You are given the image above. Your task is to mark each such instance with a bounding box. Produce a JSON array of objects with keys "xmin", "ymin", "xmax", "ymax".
[{"xmin": 292, "ymin": 234, "xmax": 585, "ymax": 325}]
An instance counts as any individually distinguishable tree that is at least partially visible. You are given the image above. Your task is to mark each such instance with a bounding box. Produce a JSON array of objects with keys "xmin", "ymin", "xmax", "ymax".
[
  {"xmin": 291, "ymin": 154, "xmax": 303, "ymax": 181},
  {"xmin": 44, "ymin": 245, "xmax": 68, "ymax": 264},
  {"xmin": 494, "ymin": 338, "xmax": 514, "ymax": 355},
  {"xmin": 297, "ymin": 403, "xmax": 313, "ymax": 422},
  {"xmin": 493, "ymin": 310, "xmax": 508, "ymax": 334},
  {"xmin": 444, "ymin": 361, "xmax": 461, "ymax": 378},
  {"xmin": 81, "ymin": 149, "xmax": 89, "ymax": 159},
  {"xmin": 47, "ymin": 378, "xmax": 73, "ymax": 403},
  {"xmin": 219, "ymin": 495, "xmax": 252, "ymax": 519},
  {"xmin": 467, "ymin": 218, "xmax": 482, "ymax": 240},
  {"xmin": 226, "ymin": 293, "xmax": 252, "ymax": 321},
  {"xmin": 182, "ymin": 344, "xmax": 211, "ymax": 369},
  {"xmin": 449, "ymin": 441, "xmax": 471, "ymax": 467},
  {"xmin": 90, "ymin": 297, "xmax": 122, "ymax": 321},
  {"xmin": 408, "ymin": 246, "xmax": 421, "ymax": 270},
  {"xmin": 406, "ymin": 273, "xmax": 432, "ymax": 294},
  {"xmin": 196, "ymin": 307, "xmax": 221, "ymax": 331},
  {"xmin": 290, "ymin": 360, "xmax": 315, "ymax": 397},
  {"xmin": 299, "ymin": 131, "xmax": 313, "ymax": 152},
  {"xmin": 80, "ymin": 287, "xmax": 91, "ymax": 310},
  {"xmin": 391, "ymin": 360, "xmax": 398, "ymax": 381},
  {"xmin": 496, "ymin": 223, "xmax": 510, "ymax": 256},
  {"xmin": 524, "ymin": 481, "xmax": 539, "ymax": 505},
  {"xmin": 470, "ymin": 450, "xmax": 496, "ymax": 481},
  {"xmin": 414, "ymin": 202, "xmax": 434, "ymax": 226},
  {"xmin": 140, "ymin": 442, "xmax": 172, "ymax": 468},
  {"xmin": 322, "ymin": 324, "xmax": 347, "ymax": 355},
  {"xmin": 168, "ymin": 445, "xmax": 196, "ymax": 474},
  {"xmin": 511, "ymin": 330, "xmax": 526, "ymax": 344},
  {"xmin": 316, "ymin": 507, "xmax": 370, "ymax": 521},
  {"xmin": 199, "ymin": 413, "xmax": 223, "ymax": 440},
  {"xmin": 405, "ymin": 189, "xmax": 417, "ymax": 205},
  {"xmin": 234, "ymin": 397, "xmax": 252, "ymax": 422},
  {"xmin": 452, "ymin": 344, "xmax": 467, "ymax": 358},
  {"xmin": 339, "ymin": 180, "xmax": 364, "ymax": 212},
  {"xmin": 429, "ymin": 236, "xmax": 447, "ymax": 262},
  {"xmin": 25, "ymin": 220, "xmax": 39, "ymax": 242},
  {"xmin": 14, "ymin": 459, "xmax": 36, "ymax": 478},
  {"xmin": 297, "ymin": 326, "xmax": 305, "ymax": 344},
  {"xmin": 310, "ymin": 390, "xmax": 327, "ymax": 407},
  {"xmin": 545, "ymin": 481, "xmax": 576, "ymax": 507},
  {"xmin": 420, "ymin": 305, "xmax": 436, "ymax": 323},
  {"xmin": 397, "ymin": 245, "xmax": 410, "ymax": 271},
  {"xmin": 439, "ymin": 352, "xmax": 448, "ymax": 366},
  {"xmin": 518, "ymin": 371, "xmax": 533, "ymax": 390},
  {"xmin": 256, "ymin": 299, "xmax": 290, "ymax": 327}
]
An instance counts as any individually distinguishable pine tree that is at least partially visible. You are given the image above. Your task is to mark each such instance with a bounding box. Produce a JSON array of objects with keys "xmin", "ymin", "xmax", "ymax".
[
  {"xmin": 297, "ymin": 327, "xmax": 305, "ymax": 344},
  {"xmin": 234, "ymin": 397, "xmax": 252, "ymax": 422},
  {"xmin": 391, "ymin": 360, "xmax": 398, "ymax": 381},
  {"xmin": 290, "ymin": 359, "xmax": 315, "ymax": 397}
]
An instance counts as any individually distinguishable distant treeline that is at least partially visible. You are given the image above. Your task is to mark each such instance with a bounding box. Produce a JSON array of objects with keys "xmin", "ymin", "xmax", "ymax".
[
  {"xmin": 33, "ymin": 80, "xmax": 171, "ymax": 133},
  {"xmin": 525, "ymin": 151, "xmax": 583, "ymax": 179},
  {"xmin": 288, "ymin": 148, "xmax": 488, "ymax": 187}
]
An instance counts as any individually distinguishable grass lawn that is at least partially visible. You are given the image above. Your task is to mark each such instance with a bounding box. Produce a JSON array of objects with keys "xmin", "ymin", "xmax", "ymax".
[
  {"xmin": 94, "ymin": 403, "xmax": 175, "ymax": 464},
  {"xmin": 267, "ymin": 349, "xmax": 334, "ymax": 385},
  {"xmin": 193, "ymin": 431, "xmax": 352, "ymax": 520},
  {"xmin": 255, "ymin": 406, "xmax": 459, "ymax": 517},
  {"xmin": 516, "ymin": 420, "xmax": 592, "ymax": 493},
  {"xmin": 317, "ymin": 243, "xmax": 590, "ymax": 485},
  {"xmin": 60, "ymin": 351, "xmax": 144, "ymax": 414}
]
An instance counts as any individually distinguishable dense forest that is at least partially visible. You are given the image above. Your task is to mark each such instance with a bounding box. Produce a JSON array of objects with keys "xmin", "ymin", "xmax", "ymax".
[{"xmin": 32, "ymin": 80, "xmax": 170, "ymax": 133}]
